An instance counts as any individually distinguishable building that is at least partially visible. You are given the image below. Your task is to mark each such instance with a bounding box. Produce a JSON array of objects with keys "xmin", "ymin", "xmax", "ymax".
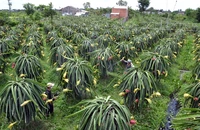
[
  {"xmin": 110, "ymin": 6, "xmax": 128, "ymax": 20},
  {"xmin": 75, "ymin": 10, "xmax": 89, "ymax": 17},
  {"xmin": 61, "ymin": 6, "xmax": 80, "ymax": 16}
]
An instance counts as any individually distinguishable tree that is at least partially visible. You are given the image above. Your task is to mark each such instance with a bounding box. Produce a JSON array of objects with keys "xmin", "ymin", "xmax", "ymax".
[
  {"xmin": 184, "ymin": 8, "xmax": 197, "ymax": 22},
  {"xmin": 138, "ymin": 0, "xmax": 150, "ymax": 12},
  {"xmin": 23, "ymin": 3, "xmax": 35, "ymax": 15},
  {"xmin": 185, "ymin": 8, "xmax": 195, "ymax": 17},
  {"xmin": 83, "ymin": 2, "xmax": 91, "ymax": 9},
  {"xmin": 43, "ymin": 3, "xmax": 57, "ymax": 24},
  {"xmin": 34, "ymin": 4, "xmax": 57, "ymax": 20},
  {"xmin": 116, "ymin": 0, "xmax": 128, "ymax": 6},
  {"xmin": 196, "ymin": 8, "xmax": 200, "ymax": 23},
  {"xmin": 36, "ymin": 4, "xmax": 47, "ymax": 11},
  {"xmin": 43, "ymin": 3, "xmax": 56, "ymax": 18}
]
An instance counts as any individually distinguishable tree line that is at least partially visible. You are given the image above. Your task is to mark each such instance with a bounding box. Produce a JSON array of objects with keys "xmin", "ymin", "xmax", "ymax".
[
  {"xmin": 83, "ymin": 0, "xmax": 150, "ymax": 12},
  {"xmin": 184, "ymin": 8, "xmax": 200, "ymax": 23},
  {"xmin": 23, "ymin": 2, "xmax": 57, "ymax": 21}
]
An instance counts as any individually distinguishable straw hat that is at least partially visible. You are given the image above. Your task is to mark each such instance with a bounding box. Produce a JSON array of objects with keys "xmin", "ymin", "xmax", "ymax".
[
  {"xmin": 47, "ymin": 83, "xmax": 55, "ymax": 88},
  {"xmin": 127, "ymin": 59, "xmax": 132, "ymax": 63}
]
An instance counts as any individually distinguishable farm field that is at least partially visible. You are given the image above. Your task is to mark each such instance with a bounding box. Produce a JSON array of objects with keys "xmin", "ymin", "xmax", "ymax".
[{"xmin": 0, "ymin": 12, "xmax": 200, "ymax": 130}]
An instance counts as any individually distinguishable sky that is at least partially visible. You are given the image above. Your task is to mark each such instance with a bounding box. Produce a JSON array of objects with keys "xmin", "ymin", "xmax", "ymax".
[{"xmin": 0, "ymin": 0, "xmax": 200, "ymax": 11}]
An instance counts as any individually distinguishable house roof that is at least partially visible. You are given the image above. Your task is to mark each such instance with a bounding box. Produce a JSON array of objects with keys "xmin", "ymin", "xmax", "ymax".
[
  {"xmin": 111, "ymin": 13, "xmax": 120, "ymax": 15},
  {"xmin": 81, "ymin": 10, "xmax": 88, "ymax": 13},
  {"xmin": 61, "ymin": 6, "xmax": 79, "ymax": 10},
  {"xmin": 113, "ymin": 6, "xmax": 128, "ymax": 9}
]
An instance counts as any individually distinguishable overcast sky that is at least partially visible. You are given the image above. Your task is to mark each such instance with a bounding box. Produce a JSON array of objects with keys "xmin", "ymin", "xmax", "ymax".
[{"xmin": 0, "ymin": 0, "xmax": 199, "ymax": 11}]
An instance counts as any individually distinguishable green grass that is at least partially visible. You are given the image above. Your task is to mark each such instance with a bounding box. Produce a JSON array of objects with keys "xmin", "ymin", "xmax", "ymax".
[{"xmin": 132, "ymin": 97, "xmax": 168, "ymax": 130}]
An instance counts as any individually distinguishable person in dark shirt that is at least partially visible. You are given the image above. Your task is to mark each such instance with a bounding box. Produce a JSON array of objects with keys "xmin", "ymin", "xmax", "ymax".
[{"xmin": 45, "ymin": 83, "xmax": 56, "ymax": 117}]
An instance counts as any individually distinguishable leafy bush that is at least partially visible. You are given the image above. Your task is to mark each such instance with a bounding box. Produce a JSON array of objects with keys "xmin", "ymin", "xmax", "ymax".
[
  {"xmin": 141, "ymin": 52, "xmax": 170, "ymax": 79},
  {"xmin": 184, "ymin": 82, "xmax": 200, "ymax": 108},
  {"xmin": 0, "ymin": 12, "xmax": 9, "ymax": 26},
  {"xmin": 22, "ymin": 40, "xmax": 42, "ymax": 57},
  {"xmin": 71, "ymin": 96, "xmax": 132, "ymax": 130},
  {"xmin": 193, "ymin": 63, "xmax": 200, "ymax": 80},
  {"xmin": 173, "ymin": 108, "xmax": 200, "ymax": 130},
  {"xmin": 0, "ymin": 79, "xmax": 46, "ymax": 124},
  {"xmin": 95, "ymin": 35, "xmax": 111, "ymax": 48},
  {"xmin": 118, "ymin": 67, "xmax": 158, "ymax": 110},
  {"xmin": 57, "ymin": 57, "xmax": 95, "ymax": 100},
  {"xmin": 78, "ymin": 38, "xmax": 95, "ymax": 60},
  {"xmin": 115, "ymin": 41, "xmax": 137, "ymax": 59},
  {"xmin": 15, "ymin": 54, "xmax": 43, "ymax": 80},
  {"xmin": 92, "ymin": 47, "xmax": 116, "ymax": 77},
  {"xmin": 50, "ymin": 44, "xmax": 74, "ymax": 66},
  {"xmin": 0, "ymin": 38, "xmax": 13, "ymax": 58},
  {"xmin": 50, "ymin": 37, "xmax": 66, "ymax": 49},
  {"xmin": 0, "ymin": 56, "xmax": 6, "ymax": 73},
  {"xmin": 46, "ymin": 30, "xmax": 58, "ymax": 43}
]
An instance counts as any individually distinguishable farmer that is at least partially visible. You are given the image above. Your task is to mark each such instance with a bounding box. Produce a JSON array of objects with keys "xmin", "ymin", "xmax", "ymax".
[
  {"xmin": 120, "ymin": 57, "xmax": 134, "ymax": 72},
  {"xmin": 44, "ymin": 82, "xmax": 57, "ymax": 117}
]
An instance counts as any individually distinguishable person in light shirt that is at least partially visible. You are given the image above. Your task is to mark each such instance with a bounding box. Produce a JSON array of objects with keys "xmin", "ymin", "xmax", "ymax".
[{"xmin": 120, "ymin": 57, "xmax": 134, "ymax": 73}]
